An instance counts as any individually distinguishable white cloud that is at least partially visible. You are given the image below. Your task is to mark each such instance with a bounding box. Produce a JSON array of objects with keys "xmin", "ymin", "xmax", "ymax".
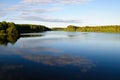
[
  {"xmin": 60, "ymin": 0, "xmax": 91, "ymax": 4},
  {"xmin": 6, "ymin": 3, "xmax": 61, "ymax": 13},
  {"xmin": 0, "ymin": 0, "xmax": 83, "ymax": 24},
  {"xmin": 22, "ymin": 0, "xmax": 91, "ymax": 4},
  {"xmin": 15, "ymin": 15, "xmax": 81, "ymax": 23},
  {"xmin": 7, "ymin": 5, "xmax": 27, "ymax": 11},
  {"xmin": 8, "ymin": 6, "xmax": 61, "ymax": 13},
  {"xmin": 30, "ymin": 8, "xmax": 62, "ymax": 13},
  {"xmin": 0, "ymin": 4, "xmax": 61, "ymax": 18},
  {"xmin": 23, "ymin": 0, "xmax": 53, "ymax": 4}
]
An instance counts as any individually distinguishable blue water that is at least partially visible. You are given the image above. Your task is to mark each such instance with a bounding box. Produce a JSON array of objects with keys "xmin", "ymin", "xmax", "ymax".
[{"xmin": 0, "ymin": 31, "xmax": 120, "ymax": 80}]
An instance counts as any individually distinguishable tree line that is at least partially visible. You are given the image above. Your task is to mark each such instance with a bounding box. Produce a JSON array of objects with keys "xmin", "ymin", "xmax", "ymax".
[
  {"xmin": 52, "ymin": 25, "xmax": 120, "ymax": 33},
  {"xmin": 1, "ymin": 21, "xmax": 120, "ymax": 34},
  {"xmin": 0, "ymin": 21, "xmax": 51, "ymax": 35}
]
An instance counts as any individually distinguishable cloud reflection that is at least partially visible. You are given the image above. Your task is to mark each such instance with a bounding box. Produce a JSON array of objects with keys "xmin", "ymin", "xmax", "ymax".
[
  {"xmin": 0, "ymin": 46, "xmax": 95, "ymax": 73},
  {"xmin": 23, "ymin": 54, "xmax": 95, "ymax": 72}
]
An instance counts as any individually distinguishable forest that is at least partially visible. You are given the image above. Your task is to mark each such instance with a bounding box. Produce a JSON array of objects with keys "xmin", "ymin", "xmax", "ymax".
[
  {"xmin": 0, "ymin": 21, "xmax": 120, "ymax": 35},
  {"xmin": 0, "ymin": 21, "xmax": 51, "ymax": 35},
  {"xmin": 52, "ymin": 25, "xmax": 120, "ymax": 33}
]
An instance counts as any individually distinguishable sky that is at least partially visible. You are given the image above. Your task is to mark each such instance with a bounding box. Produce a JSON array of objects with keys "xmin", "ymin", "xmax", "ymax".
[{"xmin": 0, "ymin": 0, "xmax": 120, "ymax": 27}]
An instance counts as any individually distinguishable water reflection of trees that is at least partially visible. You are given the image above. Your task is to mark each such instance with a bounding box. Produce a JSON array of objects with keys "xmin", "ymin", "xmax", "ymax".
[
  {"xmin": 20, "ymin": 34, "xmax": 43, "ymax": 38},
  {"xmin": 0, "ymin": 34, "xmax": 43, "ymax": 46},
  {"xmin": 68, "ymin": 34, "xmax": 77, "ymax": 38},
  {"xmin": 0, "ymin": 35, "xmax": 20, "ymax": 46},
  {"xmin": 23, "ymin": 54, "xmax": 95, "ymax": 72}
]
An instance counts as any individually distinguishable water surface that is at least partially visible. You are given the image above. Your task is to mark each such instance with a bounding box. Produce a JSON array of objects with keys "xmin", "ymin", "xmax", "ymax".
[{"xmin": 0, "ymin": 31, "xmax": 120, "ymax": 80}]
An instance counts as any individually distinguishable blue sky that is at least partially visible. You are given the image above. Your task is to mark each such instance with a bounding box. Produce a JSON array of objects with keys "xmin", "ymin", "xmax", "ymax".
[{"xmin": 0, "ymin": 0, "xmax": 120, "ymax": 27}]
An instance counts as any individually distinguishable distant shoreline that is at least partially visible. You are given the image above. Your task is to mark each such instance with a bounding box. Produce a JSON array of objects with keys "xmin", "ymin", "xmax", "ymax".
[{"xmin": 0, "ymin": 21, "xmax": 120, "ymax": 34}]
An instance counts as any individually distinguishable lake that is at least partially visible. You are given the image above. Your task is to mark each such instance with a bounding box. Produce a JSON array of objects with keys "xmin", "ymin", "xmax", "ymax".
[{"xmin": 0, "ymin": 31, "xmax": 120, "ymax": 80}]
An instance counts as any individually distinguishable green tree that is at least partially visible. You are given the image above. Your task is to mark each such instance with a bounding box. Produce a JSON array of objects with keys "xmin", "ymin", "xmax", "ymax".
[
  {"xmin": 1, "ymin": 21, "xmax": 8, "ymax": 30},
  {"xmin": 7, "ymin": 22, "xmax": 19, "ymax": 34},
  {"xmin": 66, "ymin": 25, "xmax": 77, "ymax": 31}
]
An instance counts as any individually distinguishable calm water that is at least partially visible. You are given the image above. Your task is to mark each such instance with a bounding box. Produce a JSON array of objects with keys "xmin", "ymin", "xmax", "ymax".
[{"xmin": 0, "ymin": 31, "xmax": 120, "ymax": 80}]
